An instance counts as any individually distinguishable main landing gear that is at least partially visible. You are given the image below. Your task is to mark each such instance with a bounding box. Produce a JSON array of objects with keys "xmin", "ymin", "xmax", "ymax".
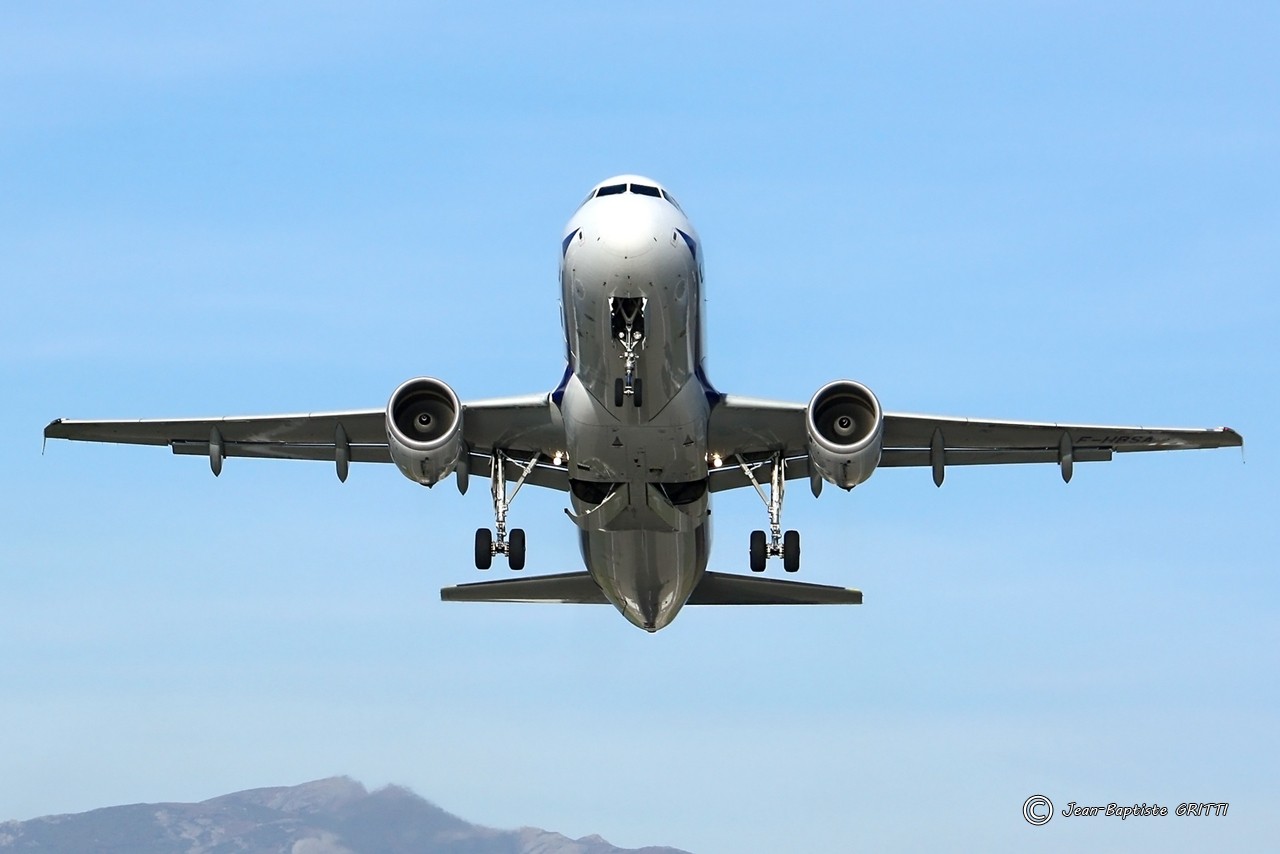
[
  {"xmin": 475, "ymin": 449, "xmax": 540, "ymax": 571},
  {"xmin": 610, "ymin": 296, "xmax": 645, "ymax": 408},
  {"xmin": 737, "ymin": 452, "xmax": 801, "ymax": 573}
]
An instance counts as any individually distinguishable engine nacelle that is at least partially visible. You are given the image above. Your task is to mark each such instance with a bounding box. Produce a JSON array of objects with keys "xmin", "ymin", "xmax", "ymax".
[
  {"xmin": 386, "ymin": 377, "xmax": 464, "ymax": 487},
  {"xmin": 806, "ymin": 380, "xmax": 884, "ymax": 490}
]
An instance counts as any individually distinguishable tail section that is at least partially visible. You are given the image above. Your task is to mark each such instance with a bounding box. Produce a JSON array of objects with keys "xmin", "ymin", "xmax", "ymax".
[{"xmin": 441, "ymin": 570, "xmax": 861, "ymax": 606}]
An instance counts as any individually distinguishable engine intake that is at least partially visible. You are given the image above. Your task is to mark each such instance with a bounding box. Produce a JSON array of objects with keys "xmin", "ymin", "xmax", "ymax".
[
  {"xmin": 386, "ymin": 377, "xmax": 464, "ymax": 486},
  {"xmin": 806, "ymin": 380, "xmax": 883, "ymax": 490}
]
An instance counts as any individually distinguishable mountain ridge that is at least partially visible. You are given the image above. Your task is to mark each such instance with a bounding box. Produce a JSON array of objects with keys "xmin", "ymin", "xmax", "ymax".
[{"xmin": 0, "ymin": 777, "xmax": 692, "ymax": 854}]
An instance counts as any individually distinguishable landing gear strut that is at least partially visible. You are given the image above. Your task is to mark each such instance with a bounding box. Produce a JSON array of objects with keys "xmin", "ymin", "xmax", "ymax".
[
  {"xmin": 475, "ymin": 449, "xmax": 539, "ymax": 570},
  {"xmin": 610, "ymin": 296, "xmax": 645, "ymax": 407},
  {"xmin": 737, "ymin": 452, "xmax": 800, "ymax": 573}
]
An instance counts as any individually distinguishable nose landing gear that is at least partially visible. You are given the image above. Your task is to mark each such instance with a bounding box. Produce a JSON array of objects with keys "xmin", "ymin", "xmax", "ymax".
[
  {"xmin": 475, "ymin": 449, "xmax": 539, "ymax": 570},
  {"xmin": 737, "ymin": 452, "xmax": 801, "ymax": 573},
  {"xmin": 610, "ymin": 296, "xmax": 646, "ymax": 407}
]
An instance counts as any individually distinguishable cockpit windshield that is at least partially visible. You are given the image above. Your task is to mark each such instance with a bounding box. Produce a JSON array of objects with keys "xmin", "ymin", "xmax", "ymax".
[{"xmin": 583, "ymin": 181, "xmax": 682, "ymax": 212}]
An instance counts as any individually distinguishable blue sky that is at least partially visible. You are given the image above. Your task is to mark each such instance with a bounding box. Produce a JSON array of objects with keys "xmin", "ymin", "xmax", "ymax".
[{"xmin": 2, "ymin": 3, "xmax": 1275, "ymax": 851}]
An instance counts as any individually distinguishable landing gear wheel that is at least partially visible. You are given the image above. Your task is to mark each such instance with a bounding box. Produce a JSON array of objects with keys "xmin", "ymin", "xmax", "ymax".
[
  {"xmin": 749, "ymin": 530, "xmax": 767, "ymax": 572},
  {"xmin": 783, "ymin": 529, "xmax": 801, "ymax": 573},
  {"xmin": 632, "ymin": 377, "xmax": 643, "ymax": 407},
  {"xmin": 474, "ymin": 528, "xmax": 493, "ymax": 570},
  {"xmin": 508, "ymin": 528, "xmax": 526, "ymax": 571},
  {"xmin": 614, "ymin": 378, "xmax": 625, "ymax": 407}
]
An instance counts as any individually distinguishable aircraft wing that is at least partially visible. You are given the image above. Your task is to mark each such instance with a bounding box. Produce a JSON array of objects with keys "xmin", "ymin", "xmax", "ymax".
[
  {"xmin": 44, "ymin": 409, "xmax": 391, "ymax": 461},
  {"xmin": 44, "ymin": 393, "xmax": 571, "ymax": 490},
  {"xmin": 706, "ymin": 396, "xmax": 1242, "ymax": 490}
]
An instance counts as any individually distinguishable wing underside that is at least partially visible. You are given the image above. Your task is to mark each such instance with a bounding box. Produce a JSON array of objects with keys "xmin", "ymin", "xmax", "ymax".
[
  {"xmin": 46, "ymin": 391, "xmax": 1241, "ymax": 492},
  {"xmin": 706, "ymin": 396, "xmax": 1241, "ymax": 490},
  {"xmin": 44, "ymin": 394, "xmax": 571, "ymax": 490}
]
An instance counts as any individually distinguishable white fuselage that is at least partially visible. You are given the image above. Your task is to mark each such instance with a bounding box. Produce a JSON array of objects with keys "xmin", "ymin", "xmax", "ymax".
[{"xmin": 557, "ymin": 176, "xmax": 715, "ymax": 631}]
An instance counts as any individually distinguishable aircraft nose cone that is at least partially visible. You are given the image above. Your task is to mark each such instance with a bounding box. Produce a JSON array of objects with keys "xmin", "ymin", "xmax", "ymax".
[{"xmin": 598, "ymin": 206, "xmax": 660, "ymax": 258}]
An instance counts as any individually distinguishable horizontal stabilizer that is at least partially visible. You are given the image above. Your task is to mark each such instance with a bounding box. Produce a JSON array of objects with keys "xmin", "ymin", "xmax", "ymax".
[
  {"xmin": 441, "ymin": 572, "xmax": 607, "ymax": 604},
  {"xmin": 441, "ymin": 570, "xmax": 861, "ymax": 606},
  {"xmin": 687, "ymin": 571, "xmax": 862, "ymax": 605}
]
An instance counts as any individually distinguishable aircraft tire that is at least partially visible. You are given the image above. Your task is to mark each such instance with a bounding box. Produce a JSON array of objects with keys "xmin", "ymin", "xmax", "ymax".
[
  {"xmin": 783, "ymin": 529, "xmax": 801, "ymax": 572},
  {"xmin": 475, "ymin": 528, "xmax": 493, "ymax": 570},
  {"xmin": 749, "ymin": 530, "xmax": 767, "ymax": 572},
  {"xmin": 614, "ymin": 378, "xmax": 624, "ymax": 407},
  {"xmin": 509, "ymin": 528, "xmax": 526, "ymax": 571},
  {"xmin": 632, "ymin": 377, "xmax": 643, "ymax": 407}
]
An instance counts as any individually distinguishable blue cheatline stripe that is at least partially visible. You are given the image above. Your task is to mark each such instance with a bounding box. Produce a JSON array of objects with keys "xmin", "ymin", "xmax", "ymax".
[
  {"xmin": 551, "ymin": 363, "xmax": 574, "ymax": 407},
  {"xmin": 696, "ymin": 363, "xmax": 723, "ymax": 406},
  {"xmin": 675, "ymin": 228, "xmax": 698, "ymax": 262},
  {"xmin": 561, "ymin": 229, "xmax": 580, "ymax": 257}
]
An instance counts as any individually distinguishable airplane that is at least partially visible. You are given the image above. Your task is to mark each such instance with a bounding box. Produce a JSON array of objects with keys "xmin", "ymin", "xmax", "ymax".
[{"xmin": 45, "ymin": 174, "xmax": 1243, "ymax": 632}]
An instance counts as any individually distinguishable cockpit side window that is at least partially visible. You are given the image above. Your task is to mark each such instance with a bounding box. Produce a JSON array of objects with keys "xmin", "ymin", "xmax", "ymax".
[{"xmin": 660, "ymin": 189, "xmax": 683, "ymax": 212}]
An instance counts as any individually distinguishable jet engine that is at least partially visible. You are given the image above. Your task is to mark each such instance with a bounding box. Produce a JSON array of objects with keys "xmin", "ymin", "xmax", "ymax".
[
  {"xmin": 806, "ymin": 380, "xmax": 884, "ymax": 490},
  {"xmin": 386, "ymin": 377, "xmax": 464, "ymax": 487}
]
